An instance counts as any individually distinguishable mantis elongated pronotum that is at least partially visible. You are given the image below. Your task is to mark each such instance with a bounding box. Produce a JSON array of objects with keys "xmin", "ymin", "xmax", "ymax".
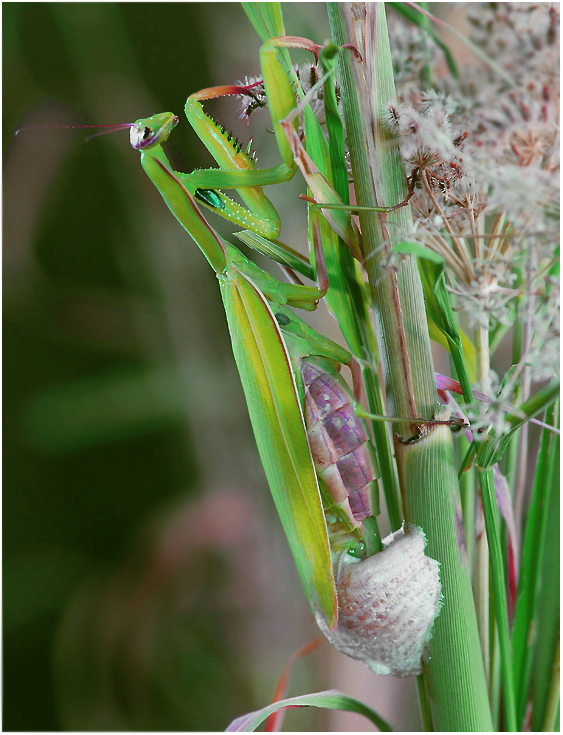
[{"xmin": 126, "ymin": 33, "xmax": 394, "ymax": 630}]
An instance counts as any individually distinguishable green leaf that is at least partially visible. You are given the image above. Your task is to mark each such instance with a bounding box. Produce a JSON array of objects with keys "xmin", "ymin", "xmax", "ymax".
[
  {"xmin": 393, "ymin": 240, "xmax": 444, "ymax": 264},
  {"xmin": 396, "ymin": 241, "xmax": 475, "ymax": 402},
  {"xmin": 225, "ymin": 689, "xmax": 395, "ymax": 732},
  {"xmin": 512, "ymin": 402, "xmax": 560, "ymax": 729},
  {"xmin": 241, "ymin": 2, "xmax": 284, "ymax": 42},
  {"xmin": 242, "ymin": 2, "xmax": 292, "ymax": 74},
  {"xmin": 319, "ymin": 43, "xmax": 349, "ymax": 203},
  {"xmin": 478, "ymin": 469, "xmax": 517, "ymax": 731}
]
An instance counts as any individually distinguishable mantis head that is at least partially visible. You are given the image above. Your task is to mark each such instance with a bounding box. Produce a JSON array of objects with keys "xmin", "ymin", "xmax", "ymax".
[{"xmin": 130, "ymin": 112, "xmax": 179, "ymax": 151}]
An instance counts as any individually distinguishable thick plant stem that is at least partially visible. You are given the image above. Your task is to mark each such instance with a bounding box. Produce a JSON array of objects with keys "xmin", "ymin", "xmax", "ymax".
[
  {"xmin": 329, "ymin": 3, "xmax": 438, "ymax": 434},
  {"xmin": 396, "ymin": 429, "xmax": 493, "ymax": 731},
  {"xmin": 328, "ymin": 3, "xmax": 492, "ymax": 730}
]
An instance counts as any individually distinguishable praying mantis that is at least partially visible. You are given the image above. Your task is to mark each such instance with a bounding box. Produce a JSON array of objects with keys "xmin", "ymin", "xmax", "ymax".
[{"xmin": 128, "ymin": 33, "xmax": 392, "ymax": 630}]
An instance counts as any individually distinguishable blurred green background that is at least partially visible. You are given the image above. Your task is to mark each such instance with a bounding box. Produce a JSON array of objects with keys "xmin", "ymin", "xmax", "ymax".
[
  {"xmin": 3, "ymin": 3, "xmax": 337, "ymax": 731},
  {"xmin": 4, "ymin": 4, "xmax": 423, "ymax": 731}
]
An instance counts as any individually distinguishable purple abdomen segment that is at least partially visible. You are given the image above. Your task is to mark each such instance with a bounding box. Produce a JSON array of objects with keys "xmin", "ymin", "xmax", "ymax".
[{"xmin": 301, "ymin": 357, "xmax": 378, "ymax": 523}]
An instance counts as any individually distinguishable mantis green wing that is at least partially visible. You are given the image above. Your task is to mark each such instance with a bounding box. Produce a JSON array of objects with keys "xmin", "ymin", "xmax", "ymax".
[{"xmin": 220, "ymin": 265, "xmax": 337, "ymax": 629}]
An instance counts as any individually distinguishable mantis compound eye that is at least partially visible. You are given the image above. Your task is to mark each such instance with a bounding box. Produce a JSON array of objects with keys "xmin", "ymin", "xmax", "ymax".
[
  {"xmin": 130, "ymin": 113, "xmax": 179, "ymax": 150},
  {"xmin": 316, "ymin": 525, "xmax": 442, "ymax": 677},
  {"xmin": 130, "ymin": 123, "xmax": 159, "ymax": 150}
]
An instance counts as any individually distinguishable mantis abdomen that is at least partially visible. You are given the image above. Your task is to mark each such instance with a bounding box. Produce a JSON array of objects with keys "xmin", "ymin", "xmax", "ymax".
[{"xmin": 301, "ymin": 356, "xmax": 378, "ymax": 525}]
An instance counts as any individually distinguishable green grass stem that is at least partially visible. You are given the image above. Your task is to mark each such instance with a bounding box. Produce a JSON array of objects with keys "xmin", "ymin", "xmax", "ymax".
[
  {"xmin": 512, "ymin": 402, "xmax": 559, "ymax": 728},
  {"xmin": 540, "ymin": 634, "xmax": 560, "ymax": 733},
  {"xmin": 416, "ymin": 674, "xmax": 434, "ymax": 732},
  {"xmin": 530, "ymin": 407, "xmax": 560, "ymax": 731},
  {"xmin": 478, "ymin": 468, "xmax": 517, "ymax": 731}
]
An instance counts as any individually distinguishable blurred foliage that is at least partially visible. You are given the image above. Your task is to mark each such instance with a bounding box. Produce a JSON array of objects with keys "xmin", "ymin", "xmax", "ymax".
[{"xmin": 4, "ymin": 3, "xmax": 332, "ymax": 731}]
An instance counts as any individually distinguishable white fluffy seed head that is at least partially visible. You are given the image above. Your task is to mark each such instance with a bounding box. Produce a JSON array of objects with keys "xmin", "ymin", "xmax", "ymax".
[{"xmin": 316, "ymin": 525, "xmax": 442, "ymax": 678}]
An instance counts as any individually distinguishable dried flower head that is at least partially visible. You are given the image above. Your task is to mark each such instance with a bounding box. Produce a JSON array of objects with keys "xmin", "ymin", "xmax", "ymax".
[
  {"xmin": 465, "ymin": 371, "xmax": 517, "ymax": 439},
  {"xmin": 235, "ymin": 75, "xmax": 267, "ymax": 121},
  {"xmin": 385, "ymin": 2, "xmax": 559, "ymax": 378}
]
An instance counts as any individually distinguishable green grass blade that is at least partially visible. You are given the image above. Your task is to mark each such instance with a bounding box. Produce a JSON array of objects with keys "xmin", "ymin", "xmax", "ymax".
[
  {"xmin": 242, "ymin": 2, "xmax": 292, "ymax": 74},
  {"xmin": 512, "ymin": 403, "xmax": 559, "ymax": 725},
  {"xmin": 476, "ymin": 381, "xmax": 560, "ymax": 470},
  {"xmin": 319, "ymin": 44, "xmax": 350, "ymax": 206},
  {"xmin": 525, "ymin": 402, "xmax": 559, "ymax": 732},
  {"xmin": 539, "ymin": 634, "xmax": 560, "ymax": 732},
  {"xmin": 225, "ymin": 688, "xmax": 395, "ymax": 732},
  {"xmin": 241, "ymin": 2, "xmax": 284, "ymax": 42},
  {"xmin": 458, "ymin": 436, "xmax": 476, "ymax": 579},
  {"xmin": 532, "ymin": 463, "xmax": 560, "ymax": 732},
  {"xmin": 427, "ymin": 319, "xmax": 477, "ymax": 386},
  {"xmin": 395, "ymin": 241, "xmax": 475, "ymax": 403},
  {"xmin": 478, "ymin": 468, "xmax": 517, "ymax": 731},
  {"xmin": 415, "ymin": 674, "xmax": 434, "ymax": 732}
]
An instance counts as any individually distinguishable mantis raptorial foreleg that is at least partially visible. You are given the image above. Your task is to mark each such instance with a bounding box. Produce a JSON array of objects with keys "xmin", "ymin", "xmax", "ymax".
[
  {"xmin": 138, "ymin": 36, "xmax": 393, "ymax": 261},
  {"xmin": 163, "ymin": 36, "xmax": 303, "ymax": 241}
]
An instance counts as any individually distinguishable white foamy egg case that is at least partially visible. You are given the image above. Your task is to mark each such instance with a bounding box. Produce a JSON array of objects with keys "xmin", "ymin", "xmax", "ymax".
[{"xmin": 316, "ymin": 524, "xmax": 442, "ymax": 678}]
